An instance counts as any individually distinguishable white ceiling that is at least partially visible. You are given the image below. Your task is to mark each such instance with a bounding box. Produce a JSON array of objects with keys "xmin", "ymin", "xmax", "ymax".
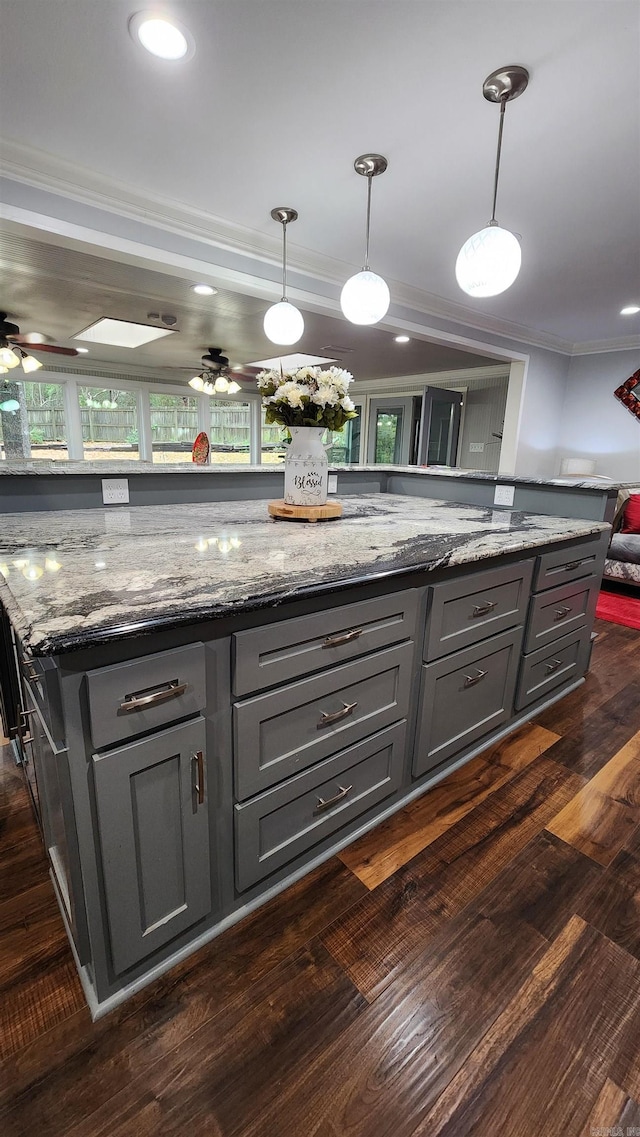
[{"xmin": 0, "ymin": 0, "xmax": 639, "ymax": 371}]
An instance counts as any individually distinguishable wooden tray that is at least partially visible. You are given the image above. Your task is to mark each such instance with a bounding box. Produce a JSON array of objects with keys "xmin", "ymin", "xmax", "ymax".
[{"xmin": 268, "ymin": 500, "xmax": 342, "ymax": 523}]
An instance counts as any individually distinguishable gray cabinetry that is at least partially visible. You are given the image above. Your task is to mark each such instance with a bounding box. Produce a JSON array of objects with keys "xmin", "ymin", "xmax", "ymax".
[
  {"xmin": 515, "ymin": 626, "xmax": 592, "ymax": 711},
  {"xmin": 424, "ymin": 560, "xmax": 533, "ymax": 661},
  {"xmin": 414, "ymin": 627, "xmax": 522, "ymax": 778},
  {"xmin": 524, "ymin": 575, "xmax": 599, "ymax": 653},
  {"xmin": 92, "ymin": 716, "xmax": 211, "ymax": 975},
  {"xmin": 235, "ymin": 722, "xmax": 406, "ymax": 891},
  {"xmin": 234, "ymin": 641, "xmax": 413, "ymax": 799},
  {"xmin": 87, "ymin": 642, "xmax": 206, "ymax": 750}
]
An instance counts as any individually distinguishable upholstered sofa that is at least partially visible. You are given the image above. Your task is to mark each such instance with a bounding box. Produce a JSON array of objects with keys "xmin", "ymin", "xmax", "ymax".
[{"xmin": 602, "ymin": 487, "xmax": 640, "ymax": 588}]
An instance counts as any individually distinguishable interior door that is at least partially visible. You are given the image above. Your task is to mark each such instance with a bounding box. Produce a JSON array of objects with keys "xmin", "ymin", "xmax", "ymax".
[
  {"xmin": 418, "ymin": 387, "xmax": 462, "ymax": 466},
  {"xmin": 367, "ymin": 398, "xmax": 416, "ymax": 464}
]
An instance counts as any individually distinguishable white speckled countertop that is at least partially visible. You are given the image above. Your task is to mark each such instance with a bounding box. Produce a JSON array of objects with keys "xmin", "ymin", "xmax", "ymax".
[{"xmin": 0, "ymin": 494, "xmax": 609, "ymax": 655}]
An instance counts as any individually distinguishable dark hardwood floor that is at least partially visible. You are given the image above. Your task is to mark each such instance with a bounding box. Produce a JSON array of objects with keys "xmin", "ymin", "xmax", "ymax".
[{"xmin": 1, "ymin": 618, "xmax": 639, "ymax": 1136}]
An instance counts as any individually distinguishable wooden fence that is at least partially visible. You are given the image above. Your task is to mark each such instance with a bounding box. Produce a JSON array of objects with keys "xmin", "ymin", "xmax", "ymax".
[{"xmin": 26, "ymin": 406, "xmax": 285, "ymax": 449}]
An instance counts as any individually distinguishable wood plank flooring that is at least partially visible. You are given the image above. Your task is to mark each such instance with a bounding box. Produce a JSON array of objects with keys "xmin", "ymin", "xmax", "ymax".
[{"xmin": 1, "ymin": 617, "xmax": 640, "ymax": 1137}]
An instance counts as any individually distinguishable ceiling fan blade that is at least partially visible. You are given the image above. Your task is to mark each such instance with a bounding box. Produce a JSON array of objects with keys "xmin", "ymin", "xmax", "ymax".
[{"xmin": 28, "ymin": 344, "xmax": 80, "ymax": 356}]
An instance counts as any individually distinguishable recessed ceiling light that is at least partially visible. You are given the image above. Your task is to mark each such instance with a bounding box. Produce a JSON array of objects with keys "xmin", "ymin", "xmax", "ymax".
[
  {"xmin": 192, "ymin": 284, "xmax": 217, "ymax": 296},
  {"xmin": 620, "ymin": 305, "xmax": 640, "ymax": 315},
  {"xmin": 394, "ymin": 335, "xmax": 411, "ymax": 343},
  {"xmin": 128, "ymin": 11, "xmax": 195, "ymax": 61},
  {"xmin": 76, "ymin": 347, "xmax": 89, "ymax": 353},
  {"xmin": 74, "ymin": 318, "xmax": 176, "ymax": 348}
]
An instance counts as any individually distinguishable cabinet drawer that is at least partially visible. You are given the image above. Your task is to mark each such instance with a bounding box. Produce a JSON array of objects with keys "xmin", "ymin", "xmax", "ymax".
[
  {"xmin": 87, "ymin": 642, "xmax": 206, "ymax": 751},
  {"xmin": 20, "ymin": 652, "xmax": 65, "ymax": 747},
  {"xmin": 233, "ymin": 590, "xmax": 419, "ymax": 696},
  {"xmin": 235, "ymin": 721, "xmax": 406, "ymax": 891},
  {"xmin": 515, "ymin": 627, "xmax": 592, "ymax": 712},
  {"xmin": 234, "ymin": 641, "xmax": 413, "ymax": 800},
  {"xmin": 414, "ymin": 627, "xmax": 522, "ymax": 778},
  {"xmin": 524, "ymin": 575, "xmax": 598, "ymax": 654},
  {"xmin": 533, "ymin": 532, "xmax": 608, "ymax": 592},
  {"xmin": 424, "ymin": 560, "xmax": 533, "ymax": 662}
]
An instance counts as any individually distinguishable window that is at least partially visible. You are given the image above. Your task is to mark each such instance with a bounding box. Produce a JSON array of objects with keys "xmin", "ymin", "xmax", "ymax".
[
  {"xmin": 78, "ymin": 386, "xmax": 139, "ymax": 460},
  {"xmin": 209, "ymin": 400, "xmax": 251, "ymax": 463},
  {"xmin": 0, "ymin": 380, "xmax": 69, "ymax": 461},
  {"xmin": 261, "ymin": 407, "xmax": 287, "ymax": 464},
  {"xmin": 150, "ymin": 393, "xmax": 199, "ymax": 462}
]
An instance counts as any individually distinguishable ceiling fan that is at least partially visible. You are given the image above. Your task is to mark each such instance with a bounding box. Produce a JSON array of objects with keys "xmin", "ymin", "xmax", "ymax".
[
  {"xmin": 182, "ymin": 348, "xmax": 259, "ymax": 394},
  {"xmin": 0, "ymin": 312, "xmax": 79, "ymax": 373}
]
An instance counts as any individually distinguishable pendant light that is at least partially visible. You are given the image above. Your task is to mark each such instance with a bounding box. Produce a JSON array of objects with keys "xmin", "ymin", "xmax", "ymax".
[
  {"xmin": 263, "ymin": 208, "xmax": 304, "ymax": 346},
  {"xmin": 341, "ymin": 154, "xmax": 390, "ymax": 325},
  {"xmin": 0, "ymin": 342, "xmax": 20, "ymax": 369},
  {"xmin": 455, "ymin": 65, "xmax": 529, "ymax": 298}
]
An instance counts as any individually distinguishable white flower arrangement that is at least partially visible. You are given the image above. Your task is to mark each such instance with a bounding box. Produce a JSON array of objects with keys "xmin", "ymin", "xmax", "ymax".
[{"xmin": 258, "ymin": 365, "xmax": 357, "ymax": 431}]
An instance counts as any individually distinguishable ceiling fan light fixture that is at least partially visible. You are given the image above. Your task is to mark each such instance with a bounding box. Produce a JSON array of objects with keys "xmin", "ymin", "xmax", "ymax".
[
  {"xmin": 264, "ymin": 208, "xmax": 304, "ymax": 346},
  {"xmin": 341, "ymin": 154, "xmax": 390, "ymax": 326},
  {"xmin": 226, "ymin": 381, "xmax": 241, "ymax": 395},
  {"xmin": 214, "ymin": 375, "xmax": 229, "ymax": 393},
  {"xmin": 128, "ymin": 12, "xmax": 195, "ymax": 61},
  {"xmin": 188, "ymin": 375, "xmax": 205, "ymax": 391},
  {"xmin": 0, "ymin": 345, "xmax": 20, "ymax": 369},
  {"xmin": 21, "ymin": 352, "xmax": 43, "ymax": 373},
  {"xmin": 456, "ymin": 65, "xmax": 529, "ymax": 299}
]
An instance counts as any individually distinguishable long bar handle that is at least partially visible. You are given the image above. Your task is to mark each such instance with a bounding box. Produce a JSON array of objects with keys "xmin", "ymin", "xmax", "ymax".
[
  {"xmin": 553, "ymin": 606, "xmax": 572, "ymax": 621},
  {"xmin": 463, "ymin": 669, "xmax": 487, "ymax": 689},
  {"xmin": 120, "ymin": 680, "xmax": 187, "ymax": 713},
  {"xmin": 322, "ymin": 628, "xmax": 363, "ymax": 649},
  {"xmin": 318, "ymin": 700, "xmax": 358, "ymax": 729},
  {"xmin": 472, "ymin": 601, "xmax": 497, "ymax": 618},
  {"xmin": 192, "ymin": 751, "xmax": 205, "ymax": 806},
  {"xmin": 315, "ymin": 784, "xmax": 353, "ymax": 813}
]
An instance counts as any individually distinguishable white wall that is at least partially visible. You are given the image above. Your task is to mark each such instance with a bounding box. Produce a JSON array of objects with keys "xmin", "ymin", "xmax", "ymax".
[
  {"xmin": 513, "ymin": 348, "xmax": 571, "ymax": 478},
  {"xmin": 557, "ymin": 350, "xmax": 640, "ymax": 482}
]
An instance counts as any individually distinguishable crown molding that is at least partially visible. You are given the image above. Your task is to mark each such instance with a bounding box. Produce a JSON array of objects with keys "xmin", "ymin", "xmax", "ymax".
[
  {"xmin": 570, "ymin": 336, "xmax": 640, "ymax": 355},
  {"xmin": 351, "ymin": 364, "xmax": 510, "ymax": 395},
  {"xmin": 1, "ymin": 138, "xmax": 625, "ymax": 361}
]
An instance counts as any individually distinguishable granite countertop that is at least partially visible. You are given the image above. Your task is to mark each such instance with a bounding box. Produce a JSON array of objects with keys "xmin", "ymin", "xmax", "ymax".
[
  {"xmin": 0, "ymin": 494, "xmax": 610, "ymax": 656},
  {"xmin": 0, "ymin": 460, "xmax": 618, "ymax": 492}
]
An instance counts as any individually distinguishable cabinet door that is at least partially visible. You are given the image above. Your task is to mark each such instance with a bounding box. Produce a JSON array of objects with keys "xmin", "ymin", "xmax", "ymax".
[{"xmin": 93, "ymin": 717, "xmax": 211, "ymax": 975}]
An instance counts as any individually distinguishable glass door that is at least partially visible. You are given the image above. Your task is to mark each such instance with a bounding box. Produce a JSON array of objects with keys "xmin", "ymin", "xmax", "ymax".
[
  {"xmin": 367, "ymin": 398, "xmax": 417, "ymax": 464},
  {"xmin": 417, "ymin": 387, "xmax": 462, "ymax": 466}
]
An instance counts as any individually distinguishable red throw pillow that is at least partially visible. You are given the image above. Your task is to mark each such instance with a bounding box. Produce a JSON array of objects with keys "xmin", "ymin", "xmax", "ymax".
[{"xmin": 622, "ymin": 493, "xmax": 640, "ymax": 533}]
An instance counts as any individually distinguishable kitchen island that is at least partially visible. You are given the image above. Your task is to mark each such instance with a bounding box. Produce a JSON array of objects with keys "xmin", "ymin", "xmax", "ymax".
[{"xmin": 0, "ymin": 492, "xmax": 610, "ymax": 1016}]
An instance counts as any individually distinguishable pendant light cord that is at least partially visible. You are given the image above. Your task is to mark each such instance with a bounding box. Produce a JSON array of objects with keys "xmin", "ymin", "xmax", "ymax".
[
  {"xmin": 363, "ymin": 175, "xmax": 373, "ymax": 270},
  {"xmin": 281, "ymin": 221, "xmax": 288, "ymax": 301},
  {"xmin": 490, "ymin": 98, "xmax": 507, "ymax": 224}
]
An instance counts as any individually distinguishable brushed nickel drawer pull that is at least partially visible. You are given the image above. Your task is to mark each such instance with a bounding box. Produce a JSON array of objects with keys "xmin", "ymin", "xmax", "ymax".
[
  {"xmin": 192, "ymin": 751, "xmax": 205, "ymax": 806},
  {"xmin": 564, "ymin": 560, "xmax": 584, "ymax": 570},
  {"xmin": 553, "ymin": 606, "xmax": 572, "ymax": 621},
  {"xmin": 472, "ymin": 601, "xmax": 497, "ymax": 618},
  {"xmin": 463, "ymin": 668, "xmax": 487, "ymax": 689},
  {"xmin": 318, "ymin": 700, "xmax": 358, "ymax": 728},
  {"xmin": 315, "ymin": 784, "xmax": 353, "ymax": 813},
  {"xmin": 322, "ymin": 628, "xmax": 363, "ymax": 649},
  {"xmin": 23, "ymin": 663, "xmax": 39, "ymax": 681},
  {"xmin": 545, "ymin": 658, "xmax": 563, "ymax": 674},
  {"xmin": 120, "ymin": 679, "xmax": 188, "ymax": 712}
]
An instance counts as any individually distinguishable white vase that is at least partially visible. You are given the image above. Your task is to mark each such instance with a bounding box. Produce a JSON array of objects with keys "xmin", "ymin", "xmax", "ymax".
[{"xmin": 283, "ymin": 426, "xmax": 329, "ymax": 506}]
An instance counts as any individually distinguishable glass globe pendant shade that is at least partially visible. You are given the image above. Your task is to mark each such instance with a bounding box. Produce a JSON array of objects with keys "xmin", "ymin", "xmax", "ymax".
[
  {"xmin": 188, "ymin": 376, "xmax": 204, "ymax": 391},
  {"xmin": 340, "ymin": 270, "xmax": 390, "ymax": 326},
  {"xmin": 263, "ymin": 300, "xmax": 304, "ymax": 346},
  {"xmin": 455, "ymin": 225, "xmax": 521, "ymax": 298}
]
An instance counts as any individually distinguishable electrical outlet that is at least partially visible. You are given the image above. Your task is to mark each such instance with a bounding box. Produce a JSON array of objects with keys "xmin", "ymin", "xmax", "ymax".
[
  {"xmin": 494, "ymin": 483, "xmax": 515, "ymax": 507},
  {"xmin": 469, "ymin": 442, "xmax": 485, "ymax": 453},
  {"xmin": 328, "ymin": 475, "xmax": 338, "ymax": 494},
  {"xmin": 102, "ymin": 478, "xmax": 129, "ymax": 505}
]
